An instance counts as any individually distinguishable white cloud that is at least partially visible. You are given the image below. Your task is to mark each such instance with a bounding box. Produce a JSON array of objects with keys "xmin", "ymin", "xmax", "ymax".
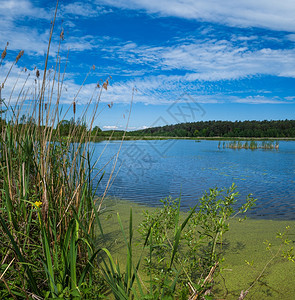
[
  {"xmin": 103, "ymin": 125, "xmax": 119, "ymax": 129},
  {"xmin": 98, "ymin": 0, "xmax": 295, "ymax": 32},
  {"xmin": 284, "ymin": 96, "xmax": 295, "ymax": 101},
  {"xmin": 62, "ymin": 35, "xmax": 101, "ymax": 53},
  {"xmin": 0, "ymin": 0, "xmax": 109, "ymax": 21},
  {"xmin": 60, "ymin": 2, "xmax": 99, "ymax": 18},
  {"xmin": 231, "ymin": 35, "xmax": 258, "ymax": 42},
  {"xmin": 0, "ymin": 25, "xmax": 107, "ymax": 57},
  {"xmin": 0, "ymin": 0, "xmax": 49, "ymax": 21},
  {"xmin": 59, "ymin": 2, "xmax": 112, "ymax": 18},
  {"xmin": 0, "ymin": 1, "xmax": 111, "ymax": 57},
  {"xmin": 287, "ymin": 34, "xmax": 295, "ymax": 42},
  {"xmin": 234, "ymin": 95, "xmax": 287, "ymax": 104},
  {"xmin": 0, "ymin": 27, "xmax": 53, "ymax": 57},
  {"xmin": 104, "ymin": 39, "xmax": 295, "ymax": 81},
  {"xmin": 0, "ymin": 59, "xmax": 293, "ymax": 112},
  {"xmin": 0, "ymin": 1, "xmax": 51, "ymax": 56},
  {"xmin": 0, "ymin": 62, "xmax": 38, "ymax": 104}
]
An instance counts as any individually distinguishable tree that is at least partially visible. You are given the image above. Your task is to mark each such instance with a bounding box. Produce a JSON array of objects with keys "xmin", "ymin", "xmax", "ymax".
[
  {"xmin": 194, "ymin": 129, "xmax": 199, "ymax": 137},
  {"xmin": 57, "ymin": 120, "xmax": 71, "ymax": 136},
  {"xmin": 91, "ymin": 126, "xmax": 102, "ymax": 136}
]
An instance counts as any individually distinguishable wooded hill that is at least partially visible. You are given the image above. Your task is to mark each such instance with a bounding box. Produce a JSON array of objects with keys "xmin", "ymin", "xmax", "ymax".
[
  {"xmin": 129, "ymin": 120, "xmax": 295, "ymax": 138},
  {"xmin": 4, "ymin": 118, "xmax": 294, "ymax": 138}
]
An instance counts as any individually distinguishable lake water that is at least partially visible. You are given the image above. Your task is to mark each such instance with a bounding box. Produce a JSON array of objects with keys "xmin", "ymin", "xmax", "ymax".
[{"xmin": 91, "ymin": 140, "xmax": 295, "ymax": 220}]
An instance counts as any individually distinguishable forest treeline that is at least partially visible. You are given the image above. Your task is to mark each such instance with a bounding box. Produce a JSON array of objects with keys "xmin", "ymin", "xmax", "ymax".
[
  {"xmin": 130, "ymin": 119, "xmax": 295, "ymax": 138},
  {"xmin": 2, "ymin": 118, "xmax": 294, "ymax": 138}
]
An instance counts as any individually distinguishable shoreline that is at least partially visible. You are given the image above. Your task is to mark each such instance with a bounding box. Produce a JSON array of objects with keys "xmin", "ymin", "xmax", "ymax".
[
  {"xmin": 100, "ymin": 197, "xmax": 295, "ymax": 222},
  {"xmin": 89, "ymin": 136, "xmax": 295, "ymax": 141}
]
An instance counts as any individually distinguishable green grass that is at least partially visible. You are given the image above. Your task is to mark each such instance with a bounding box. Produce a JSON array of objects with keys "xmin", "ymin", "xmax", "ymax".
[{"xmin": 0, "ymin": 11, "xmax": 113, "ymax": 297}]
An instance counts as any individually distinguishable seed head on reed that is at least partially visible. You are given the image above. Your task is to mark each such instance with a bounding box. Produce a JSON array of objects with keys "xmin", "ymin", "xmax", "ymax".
[
  {"xmin": 92, "ymin": 65, "xmax": 95, "ymax": 70},
  {"xmin": 103, "ymin": 79, "xmax": 108, "ymax": 90},
  {"xmin": 73, "ymin": 101, "xmax": 76, "ymax": 114},
  {"xmin": 60, "ymin": 29, "xmax": 64, "ymax": 40},
  {"xmin": 97, "ymin": 82, "xmax": 100, "ymax": 88},
  {"xmin": 36, "ymin": 69, "xmax": 40, "ymax": 78},
  {"xmin": 1, "ymin": 42, "xmax": 9, "ymax": 60},
  {"xmin": 15, "ymin": 50, "xmax": 24, "ymax": 63}
]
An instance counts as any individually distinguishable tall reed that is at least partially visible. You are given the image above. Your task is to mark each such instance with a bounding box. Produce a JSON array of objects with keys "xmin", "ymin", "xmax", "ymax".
[{"xmin": 0, "ymin": 7, "xmax": 114, "ymax": 297}]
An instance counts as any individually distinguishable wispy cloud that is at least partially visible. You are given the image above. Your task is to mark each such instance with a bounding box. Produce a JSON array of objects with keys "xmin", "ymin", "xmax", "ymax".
[
  {"xmin": 284, "ymin": 96, "xmax": 295, "ymax": 101},
  {"xmin": 0, "ymin": 1, "xmax": 110, "ymax": 56},
  {"xmin": 1, "ymin": 58, "xmax": 293, "ymax": 111},
  {"xmin": 59, "ymin": 2, "xmax": 111, "ymax": 18},
  {"xmin": 0, "ymin": 0, "xmax": 50, "ymax": 55},
  {"xmin": 234, "ymin": 95, "xmax": 288, "ymax": 104},
  {"xmin": 1, "ymin": 0, "xmax": 49, "ymax": 21},
  {"xmin": 98, "ymin": 0, "xmax": 295, "ymax": 32},
  {"xmin": 102, "ymin": 38, "xmax": 295, "ymax": 80}
]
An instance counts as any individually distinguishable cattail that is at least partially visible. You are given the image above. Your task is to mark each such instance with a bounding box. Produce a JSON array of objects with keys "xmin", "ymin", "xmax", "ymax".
[
  {"xmin": 45, "ymin": 103, "xmax": 47, "ymax": 110},
  {"xmin": 97, "ymin": 82, "xmax": 100, "ymax": 88},
  {"xmin": 103, "ymin": 79, "xmax": 108, "ymax": 90},
  {"xmin": 60, "ymin": 29, "xmax": 64, "ymax": 41},
  {"xmin": 15, "ymin": 50, "xmax": 24, "ymax": 63},
  {"xmin": 73, "ymin": 101, "xmax": 76, "ymax": 114},
  {"xmin": 1, "ymin": 42, "xmax": 8, "ymax": 60},
  {"xmin": 36, "ymin": 69, "xmax": 40, "ymax": 78}
]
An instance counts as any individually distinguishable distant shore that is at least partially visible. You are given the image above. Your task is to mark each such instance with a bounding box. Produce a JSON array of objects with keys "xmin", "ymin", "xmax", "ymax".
[{"xmin": 89, "ymin": 136, "xmax": 295, "ymax": 141}]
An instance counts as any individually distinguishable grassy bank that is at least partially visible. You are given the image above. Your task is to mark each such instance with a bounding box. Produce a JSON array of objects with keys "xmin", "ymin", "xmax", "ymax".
[{"xmin": 99, "ymin": 199, "xmax": 295, "ymax": 299}]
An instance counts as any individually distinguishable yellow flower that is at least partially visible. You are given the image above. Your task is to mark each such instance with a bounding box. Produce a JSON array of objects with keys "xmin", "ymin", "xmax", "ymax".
[{"xmin": 34, "ymin": 201, "xmax": 42, "ymax": 208}]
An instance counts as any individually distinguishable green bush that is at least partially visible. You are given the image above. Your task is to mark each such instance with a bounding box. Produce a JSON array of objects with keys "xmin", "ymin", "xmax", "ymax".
[{"xmin": 100, "ymin": 185, "xmax": 256, "ymax": 299}]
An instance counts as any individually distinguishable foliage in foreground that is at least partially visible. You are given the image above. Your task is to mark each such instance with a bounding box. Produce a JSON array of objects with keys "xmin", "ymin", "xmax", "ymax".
[
  {"xmin": 100, "ymin": 185, "xmax": 257, "ymax": 299},
  {"xmin": 0, "ymin": 25, "xmax": 111, "ymax": 298}
]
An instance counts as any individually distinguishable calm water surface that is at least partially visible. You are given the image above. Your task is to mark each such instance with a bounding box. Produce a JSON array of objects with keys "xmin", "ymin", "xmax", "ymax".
[{"xmin": 91, "ymin": 140, "xmax": 295, "ymax": 220}]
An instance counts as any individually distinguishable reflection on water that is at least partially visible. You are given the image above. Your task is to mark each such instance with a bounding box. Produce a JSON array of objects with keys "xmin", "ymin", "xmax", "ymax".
[{"xmin": 91, "ymin": 140, "xmax": 295, "ymax": 220}]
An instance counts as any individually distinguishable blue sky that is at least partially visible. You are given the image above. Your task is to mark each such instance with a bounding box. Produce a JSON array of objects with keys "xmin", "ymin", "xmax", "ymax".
[{"xmin": 1, "ymin": 0, "xmax": 295, "ymax": 130}]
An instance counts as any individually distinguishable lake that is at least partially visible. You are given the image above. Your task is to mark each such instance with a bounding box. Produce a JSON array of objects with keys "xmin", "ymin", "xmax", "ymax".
[{"xmin": 91, "ymin": 139, "xmax": 295, "ymax": 220}]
